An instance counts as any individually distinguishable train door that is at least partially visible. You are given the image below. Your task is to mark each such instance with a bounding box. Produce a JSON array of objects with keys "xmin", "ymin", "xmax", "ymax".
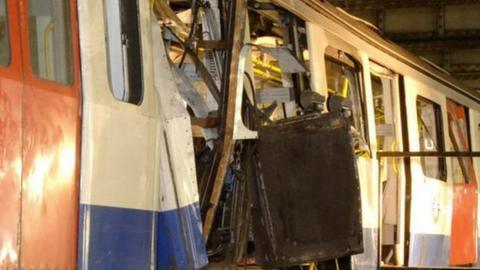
[
  {"xmin": 405, "ymin": 80, "xmax": 452, "ymax": 267},
  {"xmin": 369, "ymin": 63, "xmax": 405, "ymax": 267},
  {"xmin": 18, "ymin": 0, "xmax": 82, "ymax": 268},
  {"xmin": 1, "ymin": 0, "xmax": 81, "ymax": 268},
  {"xmin": 0, "ymin": 0, "xmax": 22, "ymax": 268},
  {"xmin": 76, "ymin": 0, "xmax": 159, "ymax": 269},
  {"xmin": 446, "ymin": 99, "xmax": 477, "ymax": 265},
  {"xmin": 323, "ymin": 46, "xmax": 378, "ymax": 269}
]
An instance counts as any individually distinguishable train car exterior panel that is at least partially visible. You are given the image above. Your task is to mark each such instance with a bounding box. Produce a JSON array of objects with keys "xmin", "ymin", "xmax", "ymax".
[
  {"xmin": 273, "ymin": 0, "xmax": 480, "ymax": 267},
  {"xmin": 77, "ymin": 1, "xmax": 207, "ymax": 268},
  {"xmin": 352, "ymin": 158, "xmax": 379, "ymax": 270},
  {"xmin": 20, "ymin": 1, "xmax": 80, "ymax": 269},
  {"xmin": 1, "ymin": 0, "xmax": 82, "ymax": 268},
  {"xmin": 0, "ymin": 0, "xmax": 22, "ymax": 268},
  {"xmin": 151, "ymin": 23, "xmax": 207, "ymax": 270},
  {"xmin": 273, "ymin": 0, "xmax": 480, "ymax": 112},
  {"xmin": 77, "ymin": 0, "xmax": 158, "ymax": 268},
  {"xmin": 404, "ymin": 77, "xmax": 454, "ymax": 267},
  {"xmin": 447, "ymin": 100, "xmax": 478, "ymax": 265},
  {"xmin": 1, "ymin": 0, "xmax": 479, "ymax": 269}
]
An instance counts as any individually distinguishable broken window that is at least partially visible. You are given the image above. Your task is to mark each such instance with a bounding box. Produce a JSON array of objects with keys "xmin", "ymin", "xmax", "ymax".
[
  {"xmin": 248, "ymin": 6, "xmax": 311, "ymax": 121},
  {"xmin": 371, "ymin": 70, "xmax": 396, "ymax": 151},
  {"xmin": 447, "ymin": 99, "xmax": 472, "ymax": 184},
  {"xmin": 370, "ymin": 64, "xmax": 402, "ymax": 265},
  {"xmin": 154, "ymin": 1, "xmax": 363, "ymax": 268},
  {"xmin": 104, "ymin": 0, "xmax": 143, "ymax": 104},
  {"xmin": 325, "ymin": 48, "xmax": 366, "ymax": 137},
  {"xmin": 416, "ymin": 97, "xmax": 446, "ymax": 180}
]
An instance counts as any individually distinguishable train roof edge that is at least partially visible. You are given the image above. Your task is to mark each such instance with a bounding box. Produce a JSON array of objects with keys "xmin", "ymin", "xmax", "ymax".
[{"xmin": 272, "ymin": 0, "xmax": 480, "ymax": 103}]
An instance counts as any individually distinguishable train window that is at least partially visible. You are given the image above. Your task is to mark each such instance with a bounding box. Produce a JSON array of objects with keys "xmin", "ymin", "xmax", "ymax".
[
  {"xmin": 0, "ymin": 0, "xmax": 10, "ymax": 66},
  {"xmin": 446, "ymin": 99, "xmax": 472, "ymax": 184},
  {"xmin": 104, "ymin": 0, "xmax": 143, "ymax": 105},
  {"xmin": 28, "ymin": 0, "xmax": 74, "ymax": 84},
  {"xmin": 325, "ymin": 50, "xmax": 365, "ymax": 136},
  {"xmin": 372, "ymin": 74, "xmax": 396, "ymax": 151},
  {"xmin": 416, "ymin": 97, "xmax": 446, "ymax": 180}
]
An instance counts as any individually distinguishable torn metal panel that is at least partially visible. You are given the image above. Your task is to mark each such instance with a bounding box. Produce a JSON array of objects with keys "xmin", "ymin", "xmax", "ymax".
[
  {"xmin": 162, "ymin": 26, "xmax": 222, "ymax": 105},
  {"xmin": 232, "ymin": 14, "xmax": 258, "ymax": 141},
  {"xmin": 172, "ymin": 64, "xmax": 210, "ymax": 118},
  {"xmin": 182, "ymin": 64, "xmax": 219, "ymax": 111},
  {"xmin": 256, "ymin": 87, "xmax": 292, "ymax": 103},
  {"xmin": 172, "ymin": 65, "xmax": 219, "ymax": 140},
  {"xmin": 233, "ymin": 45, "xmax": 259, "ymax": 140},
  {"xmin": 152, "ymin": 0, "xmax": 189, "ymax": 38},
  {"xmin": 255, "ymin": 46, "xmax": 307, "ymax": 74},
  {"xmin": 252, "ymin": 113, "xmax": 363, "ymax": 268},
  {"xmin": 152, "ymin": 19, "xmax": 208, "ymax": 269}
]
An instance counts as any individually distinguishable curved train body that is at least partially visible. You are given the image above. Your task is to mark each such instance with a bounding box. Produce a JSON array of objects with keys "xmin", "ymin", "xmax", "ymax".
[{"xmin": 0, "ymin": 0, "xmax": 478, "ymax": 269}]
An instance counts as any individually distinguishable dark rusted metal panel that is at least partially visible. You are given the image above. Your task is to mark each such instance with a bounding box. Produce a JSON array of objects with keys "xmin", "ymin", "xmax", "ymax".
[{"xmin": 251, "ymin": 113, "xmax": 363, "ymax": 268}]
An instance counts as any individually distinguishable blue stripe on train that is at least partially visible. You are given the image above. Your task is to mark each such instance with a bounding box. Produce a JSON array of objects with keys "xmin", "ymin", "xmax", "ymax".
[
  {"xmin": 156, "ymin": 203, "xmax": 208, "ymax": 270},
  {"xmin": 78, "ymin": 204, "xmax": 207, "ymax": 270},
  {"xmin": 409, "ymin": 233, "xmax": 450, "ymax": 267},
  {"xmin": 77, "ymin": 205, "xmax": 154, "ymax": 270}
]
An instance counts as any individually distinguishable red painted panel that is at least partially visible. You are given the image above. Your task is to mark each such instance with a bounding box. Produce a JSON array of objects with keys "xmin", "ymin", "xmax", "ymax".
[
  {"xmin": 0, "ymin": 81, "xmax": 22, "ymax": 270},
  {"xmin": 20, "ymin": 88, "xmax": 80, "ymax": 269},
  {"xmin": 451, "ymin": 182, "xmax": 477, "ymax": 265},
  {"xmin": 447, "ymin": 100, "xmax": 478, "ymax": 265},
  {"xmin": 17, "ymin": 0, "xmax": 82, "ymax": 269},
  {"xmin": 0, "ymin": 1, "xmax": 22, "ymax": 269}
]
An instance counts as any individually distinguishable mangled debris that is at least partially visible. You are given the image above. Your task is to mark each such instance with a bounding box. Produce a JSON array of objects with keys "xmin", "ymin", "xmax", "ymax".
[{"xmin": 153, "ymin": 0, "xmax": 365, "ymax": 268}]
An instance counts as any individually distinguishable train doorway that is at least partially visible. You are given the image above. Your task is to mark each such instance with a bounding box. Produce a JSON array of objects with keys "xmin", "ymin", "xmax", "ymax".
[
  {"xmin": 446, "ymin": 99, "xmax": 478, "ymax": 265},
  {"xmin": 370, "ymin": 63, "xmax": 406, "ymax": 267}
]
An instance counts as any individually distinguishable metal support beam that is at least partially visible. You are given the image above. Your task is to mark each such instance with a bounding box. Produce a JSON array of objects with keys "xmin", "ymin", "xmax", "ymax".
[{"xmin": 202, "ymin": 0, "xmax": 247, "ymax": 242}]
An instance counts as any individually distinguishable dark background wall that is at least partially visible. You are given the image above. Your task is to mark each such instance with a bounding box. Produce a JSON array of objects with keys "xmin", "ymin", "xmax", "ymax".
[{"xmin": 329, "ymin": 0, "xmax": 480, "ymax": 95}]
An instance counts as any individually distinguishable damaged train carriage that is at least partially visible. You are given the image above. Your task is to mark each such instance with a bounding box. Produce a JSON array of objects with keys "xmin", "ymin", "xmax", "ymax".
[
  {"xmin": 1, "ymin": 0, "xmax": 479, "ymax": 269},
  {"xmin": 164, "ymin": 0, "xmax": 368, "ymax": 268},
  {"xmin": 163, "ymin": 0, "xmax": 480, "ymax": 269}
]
